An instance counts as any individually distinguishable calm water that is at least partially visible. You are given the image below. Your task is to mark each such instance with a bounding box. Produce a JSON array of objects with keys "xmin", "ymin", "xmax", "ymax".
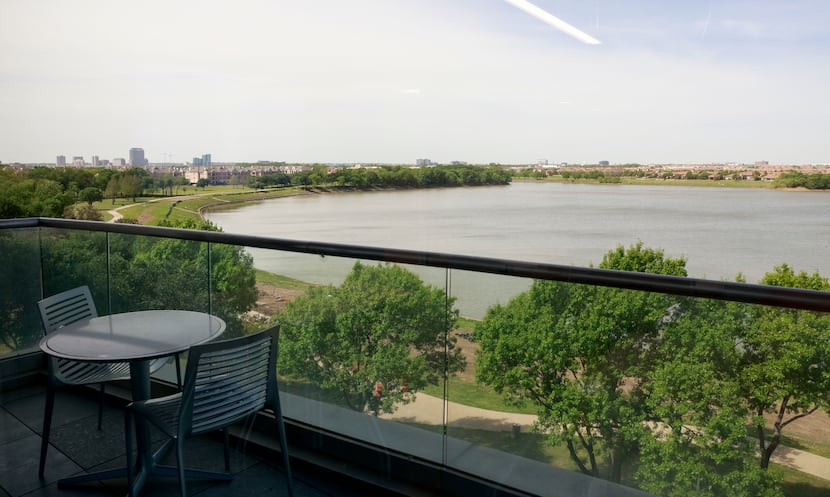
[{"xmin": 207, "ymin": 182, "xmax": 830, "ymax": 317}]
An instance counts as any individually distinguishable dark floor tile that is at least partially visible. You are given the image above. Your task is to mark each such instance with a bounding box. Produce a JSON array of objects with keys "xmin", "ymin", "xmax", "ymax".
[
  {"xmin": 1, "ymin": 387, "xmax": 375, "ymax": 497},
  {"xmin": 156, "ymin": 434, "xmax": 262, "ymax": 475},
  {"xmin": 0, "ymin": 384, "xmax": 46, "ymax": 406},
  {"xmin": 47, "ymin": 413, "xmax": 128, "ymax": 471},
  {"xmin": 4, "ymin": 390, "xmax": 101, "ymax": 435},
  {"xmin": 0, "ymin": 408, "xmax": 36, "ymax": 445},
  {"xmin": 197, "ymin": 462, "xmax": 302, "ymax": 497},
  {"xmin": 19, "ymin": 481, "xmax": 113, "ymax": 497},
  {"xmin": 0, "ymin": 434, "xmax": 82, "ymax": 497}
]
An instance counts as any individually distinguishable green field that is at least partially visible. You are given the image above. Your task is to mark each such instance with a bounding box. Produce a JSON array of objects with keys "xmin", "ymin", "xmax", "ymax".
[{"xmin": 90, "ymin": 185, "xmax": 310, "ymax": 225}]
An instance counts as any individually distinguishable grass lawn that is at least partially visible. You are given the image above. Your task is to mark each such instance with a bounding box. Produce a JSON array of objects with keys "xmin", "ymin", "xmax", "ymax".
[
  {"xmin": 422, "ymin": 381, "xmax": 537, "ymax": 415},
  {"xmin": 254, "ymin": 269, "xmax": 313, "ymax": 292},
  {"xmin": 88, "ymin": 186, "xmax": 308, "ymax": 226},
  {"xmin": 776, "ymin": 466, "xmax": 830, "ymax": 497}
]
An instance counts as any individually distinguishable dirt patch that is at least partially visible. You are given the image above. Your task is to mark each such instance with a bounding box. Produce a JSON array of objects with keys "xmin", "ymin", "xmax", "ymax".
[
  {"xmin": 451, "ymin": 331, "xmax": 479, "ymax": 382},
  {"xmin": 764, "ymin": 409, "xmax": 830, "ymax": 443},
  {"xmin": 252, "ymin": 282, "xmax": 305, "ymax": 318},
  {"xmin": 137, "ymin": 212, "xmax": 153, "ymax": 224}
]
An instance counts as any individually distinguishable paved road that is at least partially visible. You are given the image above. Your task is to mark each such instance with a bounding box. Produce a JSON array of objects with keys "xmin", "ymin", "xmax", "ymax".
[{"xmin": 382, "ymin": 393, "xmax": 830, "ymax": 481}]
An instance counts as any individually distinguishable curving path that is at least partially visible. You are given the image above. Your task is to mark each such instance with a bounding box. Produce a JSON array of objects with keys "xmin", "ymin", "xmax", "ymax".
[{"xmin": 382, "ymin": 393, "xmax": 830, "ymax": 481}]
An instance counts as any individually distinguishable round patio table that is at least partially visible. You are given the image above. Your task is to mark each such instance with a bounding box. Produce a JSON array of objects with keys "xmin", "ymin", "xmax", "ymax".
[{"xmin": 39, "ymin": 309, "xmax": 226, "ymax": 495}]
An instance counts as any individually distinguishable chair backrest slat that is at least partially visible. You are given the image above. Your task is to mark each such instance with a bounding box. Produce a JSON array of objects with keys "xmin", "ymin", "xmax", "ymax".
[
  {"xmin": 38, "ymin": 286, "xmax": 98, "ymax": 333},
  {"xmin": 180, "ymin": 326, "xmax": 279, "ymax": 437}
]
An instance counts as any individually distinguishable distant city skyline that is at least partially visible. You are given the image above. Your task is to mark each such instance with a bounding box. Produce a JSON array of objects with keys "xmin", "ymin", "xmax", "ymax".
[{"xmin": 2, "ymin": 1, "xmax": 828, "ymax": 165}]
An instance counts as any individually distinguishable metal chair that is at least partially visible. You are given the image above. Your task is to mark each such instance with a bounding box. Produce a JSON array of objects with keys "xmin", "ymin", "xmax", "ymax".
[
  {"xmin": 37, "ymin": 286, "xmax": 177, "ymax": 478},
  {"xmin": 125, "ymin": 325, "xmax": 293, "ymax": 497}
]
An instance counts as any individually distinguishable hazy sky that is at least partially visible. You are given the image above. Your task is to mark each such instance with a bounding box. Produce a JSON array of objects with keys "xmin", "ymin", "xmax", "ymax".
[{"xmin": 2, "ymin": 0, "xmax": 828, "ymax": 165}]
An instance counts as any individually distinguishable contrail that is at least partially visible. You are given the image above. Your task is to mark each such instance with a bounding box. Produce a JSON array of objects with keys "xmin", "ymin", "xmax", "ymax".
[{"xmin": 504, "ymin": 0, "xmax": 601, "ymax": 45}]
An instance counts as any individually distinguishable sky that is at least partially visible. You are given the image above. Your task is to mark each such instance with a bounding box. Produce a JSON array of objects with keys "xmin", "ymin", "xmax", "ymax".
[{"xmin": 1, "ymin": 0, "xmax": 829, "ymax": 165}]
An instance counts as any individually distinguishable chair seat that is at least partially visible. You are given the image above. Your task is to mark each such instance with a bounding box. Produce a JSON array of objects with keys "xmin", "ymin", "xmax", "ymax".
[
  {"xmin": 54, "ymin": 356, "xmax": 173, "ymax": 387},
  {"xmin": 125, "ymin": 326, "xmax": 293, "ymax": 497},
  {"xmin": 54, "ymin": 358, "xmax": 131, "ymax": 385},
  {"xmin": 131, "ymin": 392, "xmax": 182, "ymax": 437}
]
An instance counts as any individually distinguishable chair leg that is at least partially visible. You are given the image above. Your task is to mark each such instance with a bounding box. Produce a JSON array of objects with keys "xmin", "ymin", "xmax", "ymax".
[
  {"xmin": 97, "ymin": 383, "xmax": 105, "ymax": 430},
  {"xmin": 272, "ymin": 403, "xmax": 294, "ymax": 497},
  {"xmin": 174, "ymin": 353, "xmax": 182, "ymax": 389},
  {"xmin": 222, "ymin": 428, "xmax": 231, "ymax": 472},
  {"xmin": 38, "ymin": 385, "xmax": 56, "ymax": 478},
  {"xmin": 176, "ymin": 438, "xmax": 187, "ymax": 497},
  {"xmin": 125, "ymin": 409, "xmax": 135, "ymax": 497}
]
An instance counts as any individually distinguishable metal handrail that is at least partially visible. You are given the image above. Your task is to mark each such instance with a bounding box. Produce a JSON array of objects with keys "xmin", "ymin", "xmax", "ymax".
[{"xmin": 5, "ymin": 217, "xmax": 830, "ymax": 312}]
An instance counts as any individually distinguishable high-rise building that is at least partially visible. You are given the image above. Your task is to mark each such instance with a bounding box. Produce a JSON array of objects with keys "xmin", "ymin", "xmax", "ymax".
[
  {"xmin": 91, "ymin": 155, "xmax": 100, "ymax": 167},
  {"xmin": 56, "ymin": 155, "xmax": 66, "ymax": 166},
  {"xmin": 72, "ymin": 156, "xmax": 85, "ymax": 167},
  {"xmin": 202, "ymin": 153, "xmax": 211, "ymax": 166},
  {"xmin": 129, "ymin": 148, "xmax": 148, "ymax": 166}
]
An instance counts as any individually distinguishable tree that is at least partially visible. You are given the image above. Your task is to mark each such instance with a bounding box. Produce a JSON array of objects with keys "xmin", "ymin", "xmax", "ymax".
[
  {"xmin": 113, "ymin": 218, "xmax": 258, "ymax": 338},
  {"xmin": 741, "ymin": 264, "xmax": 830, "ymax": 469},
  {"xmin": 637, "ymin": 297, "xmax": 782, "ymax": 497},
  {"xmin": 63, "ymin": 204, "xmax": 103, "ymax": 221},
  {"xmin": 160, "ymin": 174, "xmax": 175, "ymax": 196},
  {"xmin": 476, "ymin": 243, "xmax": 686, "ymax": 483},
  {"xmin": 174, "ymin": 176, "xmax": 189, "ymax": 195},
  {"xmin": 78, "ymin": 186, "xmax": 103, "ymax": 206},
  {"xmin": 104, "ymin": 176, "xmax": 121, "ymax": 205},
  {"xmin": 121, "ymin": 174, "xmax": 144, "ymax": 202},
  {"xmin": 196, "ymin": 178, "xmax": 209, "ymax": 189},
  {"xmin": 277, "ymin": 262, "xmax": 465, "ymax": 415},
  {"xmin": 0, "ymin": 231, "xmax": 44, "ymax": 351}
]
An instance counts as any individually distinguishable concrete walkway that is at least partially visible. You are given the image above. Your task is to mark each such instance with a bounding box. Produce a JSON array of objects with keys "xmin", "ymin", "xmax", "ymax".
[{"xmin": 382, "ymin": 393, "xmax": 830, "ymax": 481}]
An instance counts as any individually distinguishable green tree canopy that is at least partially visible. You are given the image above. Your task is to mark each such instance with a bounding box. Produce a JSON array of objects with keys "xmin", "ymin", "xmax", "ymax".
[
  {"xmin": 637, "ymin": 296, "xmax": 782, "ymax": 497},
  {"xmin": 78, "ymin": 186, "xmax": 103, "ymax": 206},
  {"xmin": 476, "ymin": 242, "xmax": 686, "ymax": 483},
  {"xmin": 277, "ymin": 262, "xmax": 465, "ymax": 415},
  {"xmin": 742, "ymin": 264, "xmax": 830, "ymax": 469}
]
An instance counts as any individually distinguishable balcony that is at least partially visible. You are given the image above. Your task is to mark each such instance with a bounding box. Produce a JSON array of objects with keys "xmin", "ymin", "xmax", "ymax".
[{"xmin": 1, "ymin": 218, "xmax": 829, "ymax": 497}]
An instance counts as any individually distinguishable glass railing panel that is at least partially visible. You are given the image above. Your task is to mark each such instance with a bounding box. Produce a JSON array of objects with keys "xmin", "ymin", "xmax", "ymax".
[
  {"xmin": 0, "ymin": 227, "xmax": 43, "ymax": 357},
  {"xmin": 442, "ymin": 273, "xmax": 830, "ymax": 497},
  {"xmin": 40, "ymin": 226, "xmax": 109, "ymax": 313},
  {"xmin": 443, "ymin": 269, "xmax": 545, "ymax": 480},
  {"xmin": 250, "ymin": 247, "xmax": 449, "ymax": 462},
  {"xmin": 106, "ymin": 231, "xmax": 211, "ymax": 383},
  {"xmin": 206, "ymin": 240, "xmax": 260, "ymax": 340},
  {"xmin": 106, "ymin": 232, "xmax": 211, "ymax": 314},
  {"xmin": 13, "ymin": 221, "xmax": 830, "ymax": 497}
]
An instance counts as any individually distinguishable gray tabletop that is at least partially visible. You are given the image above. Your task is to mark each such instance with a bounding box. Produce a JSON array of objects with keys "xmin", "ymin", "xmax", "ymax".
[{"xmin": 39, "ymin": 310, "xmax": 226, "ymax": 362}]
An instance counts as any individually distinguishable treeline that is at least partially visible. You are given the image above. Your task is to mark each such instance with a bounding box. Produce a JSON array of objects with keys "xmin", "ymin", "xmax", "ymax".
[
  {"xmin": 0, "ymin": 164, "xmax": 511, "ymax": 220},
  {"xmin": 250, "ymin": 164, "xmax": 512, "ymax": 189},
  {"xmin": 774, "ymin": 171, "xmax": 830, "ymax": 189},
  {"xmin": 561, "ymin": 170, "xmax": 622, "ymax": 183},
  {"xmin": 516, "ymin": 166, "xmax": 768, "ymax": 182},
  {"xmin": 0, "ymin": 166, "xmax": 189, "ymax": 220}
]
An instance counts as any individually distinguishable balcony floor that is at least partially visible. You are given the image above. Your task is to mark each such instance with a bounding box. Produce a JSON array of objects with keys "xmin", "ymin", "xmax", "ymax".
[{"xmin": 0, "ymin": 383, "xmax": 371, "ymax": 497}]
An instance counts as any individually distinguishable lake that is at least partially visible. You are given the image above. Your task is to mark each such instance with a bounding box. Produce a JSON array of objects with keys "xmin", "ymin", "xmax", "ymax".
[{"xmin": 206, "ymin": 182, "xmax": 830, "ymax": 317}]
